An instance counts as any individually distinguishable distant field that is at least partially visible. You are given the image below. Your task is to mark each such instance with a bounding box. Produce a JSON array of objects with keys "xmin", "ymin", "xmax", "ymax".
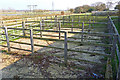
[{"xmin": 0, "ymin": 11, "xmax": 70, "ymax": 20}]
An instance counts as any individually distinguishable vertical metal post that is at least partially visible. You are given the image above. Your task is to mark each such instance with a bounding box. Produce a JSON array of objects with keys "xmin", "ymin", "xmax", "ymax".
[
  {"xmin": 71, "ymin": 19, "xmax": 73, "ymax": 32},
  {"xmin": 117, "ymin": 64, "xmax": 120, "ymax": 79},
  {"xmin": 40, "ymin": 21, "xmax": 42, "ymax": 37},
  {"xmin": 16, "ymin": 20, "xmax": 17, "ymax": 27},
  {"xmin": 40, "ymin": 17, "xmax": 42, "ymax": 21},
  {"xmin": 84, "ymin": 15, "xmax": 85, "ymax": 22},
  {"xmin": 42, "ymin": 19, "xmax": 44, "ymax": 30},
  {"xmin": 39, "ymin": 17, "xmax": 40, "ymax": 21},
  {"xmin": 2, "ymin": 21, "xmax": 4, "ymax": 27},
  {"xmin": 89, "ymin": 19, "xmax": 91, "ymax": 28},
  {"xmin": 26, "ymin": 18, "xmax": 27, "ymax": 22},
  {"xmin": 37, "ymin": 17, "xmax": 38, "ymax": 21},
  {"xmin": 94, "ymin": 16, "xmax": 96, "ymax": 22},
  {"xmin": 107, "ymin": 17, "xmax": 111, "ymax": 33},
  {"xmin": 56, "ymin": 18, "xmax": 58, "ymax": 31},
  {"xmin": 110, "ymin": 20, "xmax": 113, "ymax": 33},
  {"xmin": 64, "ymin": 31, "xmax": 67, "ymax": 66},
  {"xmin": 88, "ymin": 19, "xmax": 91, "ymax": 32},
  {"xmin": 117, "ymin": 45, "xmax": 120, "ymax": 79},
  {"xmin": 22, "ymin": 21, "xmax": 25, "ymax": 36},
  {"xmin": 78, "ymin": 15, "xmax": 80, "ymax": 21},
  {"xmin": 30, "ymin": 29, "xmax": 34, "ymax": 54},
  {"xmin": 93, "ymin": 16, "xmax": 95, "ymax": 27},
  {"xmin": 79, "ymin": 16, "xmax": 80, "ymax": 27},
  {"xmin": 51, "ymin": 16, "xmax": 52, "ymax": 21},
  {"xmin": 59, "ymin": 22, "xmax": 61, "ymax": 39},
  {"xmin": 81, "ymin": 22, "xmax": 84, "ymax": 42},
  {"xmin": 111, "ymin": 35, "xmax": 117, "ymax": 77},
  {"xmin": 51, "ymin": 17, "xmax": 53, "ymax": 27},
  {"xmin": 87, "ymin": 15, "xmax": 88, "ymax": 20},
  {"xmin": 69, "ymin": 16, "xmax": 70, "ymax": 23},
  {"xmin": 111, "ymin": 35, "xmax": 116, "ymax": 59},
  {"xmin": 73, "ymin": 15, "xmax": 75, "ymax": 20},
  {"xmin": 54, "ymin": 16, "xmax": 57, "ymax": 29},
  {"xmin": 0, "ymin": 21, "xmax": 1, "ymax": 27},
  {"xmin": 4, "ymin": 27, "xmax": 10, "ymax": 52},
  {"xmin": 34, "ymin": 17, "xmax": 35, "ymax": 21}
]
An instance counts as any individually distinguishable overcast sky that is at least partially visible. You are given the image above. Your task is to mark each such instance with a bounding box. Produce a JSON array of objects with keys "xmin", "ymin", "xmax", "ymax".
[{"xmin": 0, "ymin": 0, "xmax": 119, "ymax": 10}]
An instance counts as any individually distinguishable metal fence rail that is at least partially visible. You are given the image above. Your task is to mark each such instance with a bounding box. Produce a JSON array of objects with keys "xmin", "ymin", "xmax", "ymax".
[
  {"xmin": 0, "ymin": 15, "xmax": 119, "ymax": 79},
  {"xmin": 108, "ymin": 16, "xmax": 120, "ymax": 79},
  {"xmin": 0, "ymin": 26, "xmax": 115, "ymax": 65}
]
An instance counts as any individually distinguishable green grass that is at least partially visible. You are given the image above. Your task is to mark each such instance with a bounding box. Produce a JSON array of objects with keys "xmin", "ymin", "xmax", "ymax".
[
  {"xmin": 111, "ymin": 16, "xmax": 120, "ymax": 34},
  {"xmin": 111, "ymin": 16, "xmax": 120, "ymax": 51}
]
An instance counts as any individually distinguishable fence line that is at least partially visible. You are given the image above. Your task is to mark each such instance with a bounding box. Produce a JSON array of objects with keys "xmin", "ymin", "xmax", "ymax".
[
  {"xmin": 0, "ymin": 15, "xmax": 119, "ymax": 78},
  {"xmin": 0, "ymin": 26, "xmax": 114, "ymax": 65},
  {"xmin": 108, "ymin": 16, "xmax": 120, "ymax": 79}
]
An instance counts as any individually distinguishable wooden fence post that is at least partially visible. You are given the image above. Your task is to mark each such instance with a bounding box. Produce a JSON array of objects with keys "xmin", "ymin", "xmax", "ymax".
[
  {"xmin": 64, "ymin": 31, "xmax": 68, "ymax": 66},
  {"xmin": 59, "ymin": 22, "xmax": 61, "ymax": 39},
  {"xmin": 40, "ymin": 21, "xmax": 42, "ymax": 37},
  {"xmin": 22, "ymin": 21, "xmax": 25, "ymax": 36},
  {"xmin": 30, "ymin": 29, "xmax": 34, "ymax": 54},
  {"xmin": 81, "ymin": 22, "xmax": 84, "ymax": 42},
  {"xmin": 4, "ymin": 27, "xmax": 10, "ymax": 52},
  {"xmin": 71, "ymin": 19, "xmax": 73, "ymax": 32}
]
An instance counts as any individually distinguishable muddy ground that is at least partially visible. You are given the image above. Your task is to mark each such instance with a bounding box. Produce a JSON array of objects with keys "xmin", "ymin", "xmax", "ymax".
[{"xmin": 0, "ymin": 26, "xmax": 107, "ymax": 79}]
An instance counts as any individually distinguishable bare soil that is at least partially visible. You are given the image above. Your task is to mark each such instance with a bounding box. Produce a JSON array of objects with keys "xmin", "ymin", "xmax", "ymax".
[{"xmin": 0, "ymin": 27, "xmax": 106, "ymax": 79}]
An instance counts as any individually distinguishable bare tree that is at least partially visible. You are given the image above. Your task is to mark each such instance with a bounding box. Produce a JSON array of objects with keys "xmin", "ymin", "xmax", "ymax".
[
  {"xmin": 116, "ymin": 1, "xmax": 120, "ymax": 22},
  {"xmin": 106, "ymin": 0, "xmax": 119, "ymax": 10},
  {"xmin": 106, "ymin": 1, "xmax": 114, "ymax": 10},
  {"xmin": 91, "ymin": 2, "xmax": 107, "ymax": 11}
]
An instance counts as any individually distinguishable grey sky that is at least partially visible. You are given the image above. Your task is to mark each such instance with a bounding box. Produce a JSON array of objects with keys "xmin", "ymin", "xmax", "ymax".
[{"xmin": 0, "ymin": 0, "xmax": 119, "ymax": 10}]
